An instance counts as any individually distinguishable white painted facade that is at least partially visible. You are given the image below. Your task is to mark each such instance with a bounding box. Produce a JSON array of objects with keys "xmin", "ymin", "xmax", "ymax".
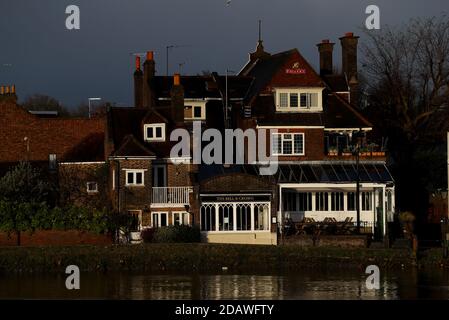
[{"xmin": 278, "ymin": 183, "xmax": 395, "ymax": 236}]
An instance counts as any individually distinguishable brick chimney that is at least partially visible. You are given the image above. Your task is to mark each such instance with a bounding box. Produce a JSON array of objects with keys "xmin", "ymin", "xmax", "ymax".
[
  {"xmin": 170, "ymin": 74, "xmax": 184, "ymax": 124},
  {"xmin": 134, "ymin": 56, "xmax": 144, "ymax": 108},
  {"xmin": 317, "ymin": 39, "xmax": 335, "ymax": 76},
  {"xmin": 0, "ymin": 85, "xmax": 17, "ymax": 103},
  {"xmin": 143, "ymin": 51, "xmax": 155, "ymax": 108},
  {"xmin": 339, "ymin": 32, "xmax": 360, "ymax": 105}
]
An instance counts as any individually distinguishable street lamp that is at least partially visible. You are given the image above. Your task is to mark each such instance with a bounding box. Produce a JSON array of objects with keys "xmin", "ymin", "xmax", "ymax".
[
  {"xmin": 351, "ymin": 129, "xmax": 365, "ymax": 234},
  {"xmin": 88, "ymin": 97, "xmax": 101, "ymax": 119}
]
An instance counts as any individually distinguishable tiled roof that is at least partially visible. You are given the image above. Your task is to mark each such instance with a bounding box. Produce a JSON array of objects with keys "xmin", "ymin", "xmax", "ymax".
[
  {"xmin": 242, "ymin": 49, "xmax": 325, "ymax": 101},
  {"xmin": 113, "ymin": 135, "xmax": 155, "ymax": 157},
  {"xmin": 108, "ymin": 107, "xmax": 181, "ymax": 158},
  {"xmin": 323, "ymin": 74, "xmax": 349, "ymax": 92},
  {"xmin": 153, "ymin": 75, "xmax": 252, "ymax": 100},
  {"xmin": 324, "ymin": 94, "xmax": 372, "ymax": 128}
]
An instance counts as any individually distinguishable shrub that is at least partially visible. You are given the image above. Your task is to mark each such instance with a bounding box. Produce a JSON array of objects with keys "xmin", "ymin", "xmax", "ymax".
[
  {"xmin": 141, "ymin": 228, "xmax": 156, "ymax": 243},
  {"xmin": 152, "ymin": 225, "xmax": 201, "ymax": 243}
]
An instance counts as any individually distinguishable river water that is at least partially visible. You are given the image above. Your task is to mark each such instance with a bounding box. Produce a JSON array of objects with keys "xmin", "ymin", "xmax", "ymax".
[{"xmin": 1, "ymin": 269, "xmax": 449, "ymax": 299}]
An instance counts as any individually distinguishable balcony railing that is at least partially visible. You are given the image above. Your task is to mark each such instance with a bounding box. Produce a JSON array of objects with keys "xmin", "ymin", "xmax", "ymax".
[{"xmin": 152, "ymin": 187, "xmax": 191, "ymax": 205}]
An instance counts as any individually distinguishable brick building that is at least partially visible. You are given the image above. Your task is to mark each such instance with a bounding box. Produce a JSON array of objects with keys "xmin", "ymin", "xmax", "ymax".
[
  {"xmin": 0, "ymin": 86, "xmax": 106, "ymax": 207},
  {"xmin": 105, "ymin": 32, "xmax": 394, "ymax": 245},
  {"xmin": 0, "ymin": 32, "xmax": 396, "ymax": 245}
]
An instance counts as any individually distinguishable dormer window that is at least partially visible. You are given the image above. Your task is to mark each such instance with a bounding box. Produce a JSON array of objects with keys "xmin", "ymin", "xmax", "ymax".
[
  {"xmin": 144, "ymin": 123, "xmax": 165, "ymax": 142},
  {"xmin": 275, "ymin": 88, "xmax": 323, "ymax": 112},
  {"xmin": 184, "ymin": 101, "xmax": 206, "ymax": 120}
]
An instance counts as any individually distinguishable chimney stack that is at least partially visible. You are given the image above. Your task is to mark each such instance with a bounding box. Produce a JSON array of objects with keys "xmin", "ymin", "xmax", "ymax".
[
  {"xmin": 170, "ymin": 73, "xmax": 184, "ymax": 124},
  {"xmin": 0, "ymin": 84, "xmax": 18, "ymax": 103},
  {"xmin": 340, "ymin": 32, "xmax": 359, "ymax": 105},
  {"xmin": 317, "ymin": 39, "xmax": 335, "ymax": 76},
  {"xmin": 134, "ymin": 56, "xmax": 144, "ymax": 108},
  {"xmin": 143, "ymin": 51, "xmax": 155, "ymax": 108}
]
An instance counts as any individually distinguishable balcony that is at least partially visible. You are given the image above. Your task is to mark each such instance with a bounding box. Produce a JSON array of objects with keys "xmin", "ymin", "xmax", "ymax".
[{"xmin": 151, "ymin": 187, "xmax": 192, "ymax": 206}]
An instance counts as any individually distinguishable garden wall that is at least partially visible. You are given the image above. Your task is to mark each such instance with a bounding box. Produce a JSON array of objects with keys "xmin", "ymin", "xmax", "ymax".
[
  {"xmin": 0, "ymin": 230, "xmax": 112, "ymax": 246},
  {"xmin": 282, "ymin": 235, "xmax": 370, "ymax": 248}
]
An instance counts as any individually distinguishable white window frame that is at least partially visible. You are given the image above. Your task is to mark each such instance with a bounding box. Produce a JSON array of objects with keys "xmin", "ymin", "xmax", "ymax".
[
  {"xmin": 86, "ymin": 181, "xmax": 98, "ymax": 193},
  {"xmin": 272, "ymin": 132, "xmax": 305, "ymax": 156},
  {"xmin": 184, "ymin": 101, "xmax": 206, "ymax": 120},
  {"xmin": 275, "ymin": 88, "xmax": 324, "ymax": 112},
  {"xmin": 125, "ymin": 169, "xmax": 146, "ymax": 187},
  {"xmin": 172, "ymin": 211, "xmax": 190, "ymax": 226},
  {"xmin": 152, "ymin": 212, "xmax": 168, "ymax": 228},
  {"xmin": 49, "ymin": 154, "xmax": 57, "ymax": 170},
  {"xmin": 200, "ymin": 202, "xmax": 271, "ymax": 233},
  {"xmin": 144, "ymin": 123, "xmax": 166, "ymax": 142}
]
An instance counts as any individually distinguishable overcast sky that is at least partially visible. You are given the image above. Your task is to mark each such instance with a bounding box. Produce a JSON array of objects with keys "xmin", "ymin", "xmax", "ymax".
[{"xmin": 0, "ymin": 0, "xmax": 448, "ymax": 107}]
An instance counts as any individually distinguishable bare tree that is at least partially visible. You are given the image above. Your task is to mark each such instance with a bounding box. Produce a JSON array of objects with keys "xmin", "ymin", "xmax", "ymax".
[
  {"xmin": 362, "ymin": 15, "xmax": 449, "ymax": 144},
  {"xmin": 361, "ymin": 15, "xmax": 449, "ymax": 218},
  {"xmin": 22, "ymin": 94, "xmax": 71, "ymax": 117}
]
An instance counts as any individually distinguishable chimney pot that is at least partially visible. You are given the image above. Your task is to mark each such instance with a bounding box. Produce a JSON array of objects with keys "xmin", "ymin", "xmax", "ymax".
[
  {"xmin": 11, "ymin": 85, "xmax": 15, "ymax": 94},
  {"xmin": 322, "ymin": 39, "xmax": 330, "ymax": 43},
  {"xmin": 345, "ymin": 32, "xmax": 354, "ymax": 37},
  {"xmin": 146, "ymin": 51, "xmax": 154, "ymax": 61},
  {"xmin": 135, "ymin": 56, "xmax": 141, "ymax": 70},
  {"xmin": 174, "ymin": 73, "xmax": 181, "ymax": 86},
  {"xmin": 0, "ymin": 86, "xmax": 4, "ymax": 95},
  {"xmin": 5, "ymin": 86, "xmax": 10, "ymax": 94}
]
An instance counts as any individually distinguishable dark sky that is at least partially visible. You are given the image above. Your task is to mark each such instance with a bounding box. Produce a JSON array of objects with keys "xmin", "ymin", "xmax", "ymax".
[{"xmin": 0, "ymin": 0, "xmax": 448, "ymax": 108}]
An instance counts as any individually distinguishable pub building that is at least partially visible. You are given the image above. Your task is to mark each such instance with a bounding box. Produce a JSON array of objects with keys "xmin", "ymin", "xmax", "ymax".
[{"xmin": 104, "ymin": 32, "xmax": 395, "ymax": 244}]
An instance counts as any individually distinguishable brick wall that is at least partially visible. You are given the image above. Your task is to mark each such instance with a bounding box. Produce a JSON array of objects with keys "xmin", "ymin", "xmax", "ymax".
[
  {"xmin": 200, "ymin": 173, "xmax": 272, "ymax": 193},
  {"xmin": 0, "ymin": 230, "xmax": 112, "ymax": 246},
  {"xmin": 115, "ymin": 159, "xmax": 152, "ymax": 211},
  {"xmin": 0, "ymin": 101, "xmax": 105, "ymax": 163},
  {"xmin": 263, "ymin": 128, "xmax": 324, "ymax": 161},
  {"xmin": 58, "ymin": 162, "xmax": 109, "ymax": 209},
  {"xmin": 283, "ymin": 235, "xmax": 369, "ymax": 248}
]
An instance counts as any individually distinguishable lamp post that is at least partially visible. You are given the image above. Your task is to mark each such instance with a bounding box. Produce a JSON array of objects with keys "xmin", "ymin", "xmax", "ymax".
[
  {"xmin": 225, "ymin": 69, "xmax": 235, "ymax": 129},
  {"xmin": 88, "ymin": 97, "xmax": 101, "ymax": 119},
  {"xmin": 351, "ymin": 130, "xmax": 364, "ymax": 234}
]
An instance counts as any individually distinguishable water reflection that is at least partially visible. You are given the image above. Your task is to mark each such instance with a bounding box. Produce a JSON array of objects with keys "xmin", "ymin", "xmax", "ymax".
[{"xmin": 1, "ymin": 270, "xmax": 449, "ymax": 300}]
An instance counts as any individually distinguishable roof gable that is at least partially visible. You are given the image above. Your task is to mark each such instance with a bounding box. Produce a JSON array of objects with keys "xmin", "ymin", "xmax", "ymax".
[
  {"xmin": 269, "ymin": 49, "xmax": 325, "ymax": 88},
  {"xmin": 141, "ymin": 109, "xmax": 169, "ymax": 127},
  {"xmin": 113, "ymin": 134, "xmax": 155, "ymax": 157},
  {"xmin": 242, "ymin": 49, "xmax": 325, "ymax": 101}
]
